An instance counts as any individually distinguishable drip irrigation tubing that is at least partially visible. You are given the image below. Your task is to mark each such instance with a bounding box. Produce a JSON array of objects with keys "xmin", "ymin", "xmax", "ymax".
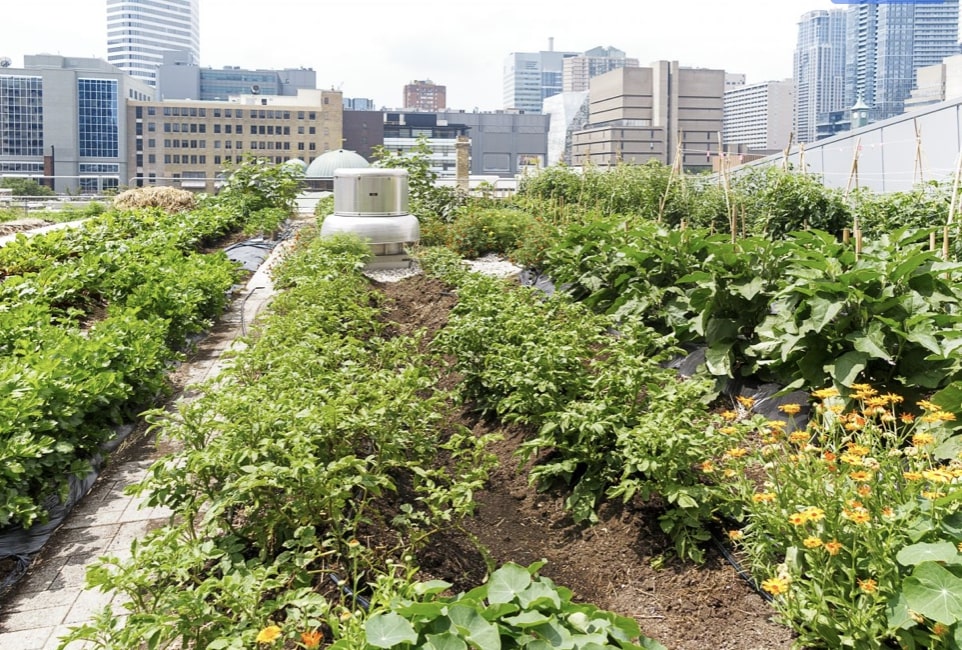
[
  {"xmin": 328, "ymin": 573, "xmax": 371, "ymax": 611},
  {"xmin": 710, "ymin": 526, "xmax": 772, "ymax": 603}
]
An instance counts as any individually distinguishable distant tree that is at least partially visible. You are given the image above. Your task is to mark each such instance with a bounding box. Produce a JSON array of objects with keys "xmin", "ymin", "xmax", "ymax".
[{"xmin": 0, "ymin": 177, "xmax": 54, "ymax": 197}]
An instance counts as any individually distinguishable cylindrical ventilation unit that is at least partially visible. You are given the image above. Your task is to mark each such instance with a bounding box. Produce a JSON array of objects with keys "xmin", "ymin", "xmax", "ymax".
[{"xmin": 320, "ymin": 168, "xmax": 420, "ymax": 266}]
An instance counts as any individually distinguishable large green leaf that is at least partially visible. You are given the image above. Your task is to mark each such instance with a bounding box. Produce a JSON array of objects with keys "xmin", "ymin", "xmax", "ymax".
[
  {"xmin": 447, "ymin": 604, "xmax": 502, "ymax": 649},
  {"xmin": 896, "ymin": 542, "xmax": 961, "ymax": 567},
  {"xmin": 365, "ymin": 611, "xmax": 419, "ymax": 648},
  {"xmin": 828, "ymin": 350, "xmax": 868, "ymax": 387},
  {"xmin": 425, "ymin": 632, "xmax": 469, "ymax": 650},
  {"xmin": 902, "ymin": 562, "xmax": 962, "ymax": 625},
  {"xmin": 806, "ymin": 295, "xmax": 844, "ymax": 334},
  {"xmin": 849, "ymin": 324, "xmax": 892, "ymax": 362},
  {"xmin": 705, "ymin": 341, "xmax": 733, "ymax": 377}
]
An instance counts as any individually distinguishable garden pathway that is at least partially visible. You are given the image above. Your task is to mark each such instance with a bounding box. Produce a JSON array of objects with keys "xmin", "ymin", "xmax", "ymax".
[{"xmin": 0, "ymin": 234, "xmax": 292, "ymax": 649}]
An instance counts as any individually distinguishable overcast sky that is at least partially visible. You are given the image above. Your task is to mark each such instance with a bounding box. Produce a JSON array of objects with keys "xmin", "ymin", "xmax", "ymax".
[{"xmin": 5, "ymin": 0, "xmax": 845, "ymax": 110}]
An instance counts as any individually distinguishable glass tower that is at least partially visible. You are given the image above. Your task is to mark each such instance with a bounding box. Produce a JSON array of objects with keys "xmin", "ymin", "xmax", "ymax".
[
  {"xmin": 106, "ymin": 0, "xmax": 200, "ymax": 86},
  {"xmin": 794, "ymin": 9, "xmax": 848, "ymax": 144}
]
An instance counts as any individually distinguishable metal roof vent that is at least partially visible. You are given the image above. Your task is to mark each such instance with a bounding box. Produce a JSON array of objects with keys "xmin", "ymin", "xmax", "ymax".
[{"xmin": 320, "ymin": 168, "xmax": 420, "ymax": 268}]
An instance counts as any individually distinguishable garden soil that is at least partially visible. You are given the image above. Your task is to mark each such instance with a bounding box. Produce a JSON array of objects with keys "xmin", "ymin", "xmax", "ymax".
[{"xmin": 374, "ymin": 273, "xmax": 797, "ymax": 650}]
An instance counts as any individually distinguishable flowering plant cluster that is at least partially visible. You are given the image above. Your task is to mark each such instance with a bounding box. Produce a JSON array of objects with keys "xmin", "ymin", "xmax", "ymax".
[{"xmin": 712, "ymin": 386, "xmax": 962, "ymax": 648}]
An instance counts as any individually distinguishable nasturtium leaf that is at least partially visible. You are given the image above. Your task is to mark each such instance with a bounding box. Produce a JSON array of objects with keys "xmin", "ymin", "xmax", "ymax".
[
  {"xmin": 365, "ymin": 612, "xmax": 419, "ymax": 648},
  {"xmin": 896, "ymin": 542, "xmax": 961, "ymax": 567},
  {"xmin": 502, "ymin": 609, "xmax": 551, "ymax": 628},
  {"xmin": 447, "ymin": 604, "xmax": 502, "ymax": 649},
  {"xmin": 902, "ymin": 562, "xmax": 962, "ymax": 624},
  {"xmin": 414, "ymin": 580, "xmax": 454, "ymax": 597},
  {"xmin": 425, "ymin": 632, "xmax": 468, "ymax": 650},
  {"xmin": 886, "ymin": 591, "xmax": 918, "ymax": 631},
  {"xmin": 517, "ymin": 581, "xmax": 562, "ymax": 611}
]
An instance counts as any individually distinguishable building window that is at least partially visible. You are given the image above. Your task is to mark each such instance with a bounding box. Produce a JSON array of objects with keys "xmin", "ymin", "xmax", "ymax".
[
  {"xmin": 0, "ymin": 75, "xmax": 43, "ymax": 156},
  {"xmin": 77, "ymin": 78, "xmax": 119, "ymax": 158}
]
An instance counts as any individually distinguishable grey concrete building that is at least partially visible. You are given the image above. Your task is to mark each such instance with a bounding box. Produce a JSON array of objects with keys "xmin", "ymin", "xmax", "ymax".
[
  {"xmin": 562, "ymin": 46, "xmax": 638, "ymax": 93},
  {"xmin": 157, "ymin": 54, "xmax": 317, "ymax": 101},
  {"xmin": 342, "ymin": 110, "xmax": 384, "ymax": 161},
  {"xmin": 380, "ymin": 110, "xmax": 548, "ymax": 178},
  {"xmin": 571, "ymin": 62, "xmax": 726, "ymax": 172},
  {"xmin": 0, "ymin": 55, "xmax": 155, "ymax": 194}
]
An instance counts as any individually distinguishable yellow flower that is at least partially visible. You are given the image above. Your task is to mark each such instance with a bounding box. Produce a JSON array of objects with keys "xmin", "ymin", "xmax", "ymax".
[
  {"xmin": 719, "ymin": 426, "xmax": 738, "ymax": 435},
  {"xmin": 779, "ymin": 403, "xmax": 802, "ymax": 415},
  {"xmin": 802, "ymin": 506, "xmax": 825, "ymax": 522},
  {"xmin": 922, "ymin": 469, "xmax": 954, "ymax": 484},
  {"xmin": 900, "ymin": 413, "xmax": 916, "ymax": 424},
  {"xmin": 864, "ymin": 396, "xmax": 888, "ymax": 409},
  {"xmin": 884, "ymin": 392, "xmax": 904, "ymax": 405},
  {"xmin": 903, "ymin": 471, "xmax": 923, "ymax": 481},
  {"xmin": 825, "ymin": 540, "xmax": 843, "ymax": 555},
  {"xmin": 857, "ymin": 484, "xmax": 872, "ymax": 497},
  {"xmin": 736, "ymin": 395, "xmax": 755, "ymax": 409},
  {"xmin": 753, "ymin": 492, "xmax": 776, "ymax": 503},
  {"xmin": 846, "ymin": 443, "xmax": 870, "ymax": 457},
  {"xmin": 788, "ymin": 512, "xmax": 808, "ymax": 526},
  {"xmin": 339, "ymin": 610, "xmax": 353, "ymax": 622},
  {"xmin": 701, "ymin": 460, "xmax": 715, "ymax": 473},
  {"xmin": 723, "ymin": 468, "xmax": 737, "ymax": 478},
  {"xmin": 912, "ymin": 433, "xmax": 935, "ymax": 447},
  {"xmin": 761, "ymin": 576, "xmax": 791, "ymax": 596},
  {"xmin": 918, "ymin": 399, "xmax": 940, "ymax": 411},
  {"xmin": 789, "ymin": 431, "xmax": 809, "ymax": 445},
  {"xmin": 858, "ymin": 578, "xmax": 878, "ymax": 593},
  {"xmin": 882, "ymin": 507, "xmax": 894, "ymax": 517},
  {"xmin": 840, "ymin": 453, "xmax": 864, "ymax": 466},
  {"xmin": 766, "ymin": 419, "xmax": 787, "ymax": 430},
  {"xmin": 724, "ymin": 447, "xmax": 748, "ymax": 459},
  {"xmin": 922, "ymin": 411, "xmax": 956, "ymax": 423},
  {"xmin": 842, "ymin": 508, "xmax": 871, "ymax": 525},
  {"xmin": 803, "ymin": 536, "xmax": 823, "ymax": 549},
  {"xmin": 256, "ymin": 625, "xmax": 282, "ymax": 644},
  {"xmin": 848, "ymin": 470, "xmax": 871, "ymax": 482},
  {"xmin": 728, "ymin": 529, "xmax": 743, "ymax": 541},
  {"xmin": 301, "ymin": 630, "xmax": 324, "ymax": 649},
  {"xmin": 720, "ymin": 410, "xmax": 738, "ymax": 421},
  {"xmin": 812, "ymin": 387, "xmax": 840, "ymax": 400},
  {"xmin": 922, "ymin": 490, "xmax": 946, "ymax": 500}
]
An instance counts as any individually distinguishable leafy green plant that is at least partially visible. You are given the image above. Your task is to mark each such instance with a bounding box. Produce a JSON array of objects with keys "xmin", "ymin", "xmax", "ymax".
[{"xmin": 362, "ymin": 562, "xmax": 666, "ymax": 649}]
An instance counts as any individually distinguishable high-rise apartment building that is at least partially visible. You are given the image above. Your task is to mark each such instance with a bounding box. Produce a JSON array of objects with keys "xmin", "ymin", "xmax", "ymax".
[
  {"xmin": 562, "ymin": 46, "xmax": 638, "ymax": 92},
  {"xmin": 845, "ymin": 0, "xmax": 960, "ymax": 120},
  {"xmin": 570, "ymin": 62, "xmax": 726, "ymax": 171},
  {"xmin": 107, "ymin": 0, "xmax": 200, "ymax": 86},
  {"xmin": 723, "ymin": 80, "xmax": 794, "ymax": 152},
  {"xmin": 503, "ymin": 42, "xmax": 578, "ymax": 113},
  {"xmin": 403, "ymin": 80, "xmax": 446, "ymax": 111},
  {"xmin": 0, "ymin": 55, "xmax": 154, "ymax": 194},
  {"xmin": 794, "ymin": 9, "xmax": 847, "ymax": 144},
  {"xmin": 157, "ymin": 51, "xmax": 317, "ymax": 101}
]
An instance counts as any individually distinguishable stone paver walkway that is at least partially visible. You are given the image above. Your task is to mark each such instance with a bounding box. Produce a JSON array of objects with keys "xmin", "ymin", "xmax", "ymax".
[{"xmin": 0, "ymin": 235, "xmax": 291, "ymax": 649}]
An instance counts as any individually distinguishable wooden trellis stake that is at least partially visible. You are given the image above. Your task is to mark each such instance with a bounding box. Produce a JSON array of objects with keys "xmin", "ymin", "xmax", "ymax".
[{"xmin": 943, "ymin": 152, "xmax": 962, "ymax": 261}]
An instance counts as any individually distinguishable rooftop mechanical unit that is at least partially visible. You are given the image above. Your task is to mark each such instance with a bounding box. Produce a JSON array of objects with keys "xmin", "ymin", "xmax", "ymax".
[{"xmin": 319, "ymin": 168, "xmax": 419, "ymax": 269}]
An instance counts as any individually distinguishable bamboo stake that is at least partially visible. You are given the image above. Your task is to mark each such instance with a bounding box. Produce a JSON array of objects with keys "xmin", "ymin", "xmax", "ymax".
[
  {"xmin": 943, "ymin": 151, "xmax": 962, "ymax": 261},
  {"xmin": 798, "ymin": 142, "xmax": 806, "ymax": 174},
  {"xmin": 914, "ymin": 119, "xmax": 924, "ymax": 186},
  {"xmin": 658, "ymin": 138, "xmax": 684, "ymax": 223},
  {"xmin": 782, "ymin": 132, "xmax": 794, "ymax": 171},
  {"xmin": 845, "ymin": 137, "xmax": 862, "ymax": 259},
  {"xmin": 717, "ymin": 132, "xmax": 735, "ymax": 243}
]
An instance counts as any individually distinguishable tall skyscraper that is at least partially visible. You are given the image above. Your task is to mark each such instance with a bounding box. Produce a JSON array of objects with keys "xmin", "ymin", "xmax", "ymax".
[
  {"xmin": 503, "ymin": 40, "xmax": 578, "ymax": 113},
  {"xmin": 562, "ymin": 46, "xmax": 638, "ymax": 93},
  {"xmin": 106, "ymin": 0, "xmax": 200, "ymax": 86},
  {"xmin": 845, "ymin": 0, "xmax": 960, "ymax": 121},
  {"xmin": 794, "ymin": 9, "xmax": 847, "ymax": 144}
]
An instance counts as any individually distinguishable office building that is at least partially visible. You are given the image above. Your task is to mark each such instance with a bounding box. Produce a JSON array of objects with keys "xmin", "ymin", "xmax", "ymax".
[
  {"xmin": 503, "ymin": 41, "xmax": 578, "ymax": 113},
  {"xmin": 0, "ymin": 55, "xmax": 154, "ymax": 194},
  {"xmin": 906, "ymin": 53, "xmax": 962, "ymax": 111},
  {"xmin": 562, "ymin": 46, "xmax": 638, "ymax": 92},
  {"xmin": 128, "ymin": 88, "xmax": 343, "ymax": 193},
  {"xmin": 403, "ymin": 80, "xmax": 446, "ymax": 111},
  {"xmin": 794, "ymin": 9, "xmax": 847, "ymax": 144},
  {"xmin": 106, "ymin": 0, "xmax": 200, "ymax": 86},
  {"xmin": 157, "ymin": 53, "xmax": 317, "ymax": 101},
  {"xmin": 845, "ymin": 0, "xmax": 960, "ymax": 120},
  {"xmin": 724, "ymin": 80, "xmax": 794, "ymax": 152},
  {"xmin": 570, "ymin": 62, "xmax": 726, "ymax": 171},
  {"xmin": 381, "ymin": 110, "xmax": 548, "ymax": 178}
]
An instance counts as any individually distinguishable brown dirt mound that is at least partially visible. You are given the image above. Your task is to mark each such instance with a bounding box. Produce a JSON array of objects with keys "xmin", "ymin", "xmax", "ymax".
[{"xmin": 377, "ymin": 274, "xmax": 796, "ymax": 650}]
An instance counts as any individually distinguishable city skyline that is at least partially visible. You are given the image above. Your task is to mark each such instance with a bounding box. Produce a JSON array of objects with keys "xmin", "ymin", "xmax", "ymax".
[{"xmin": 4, "ymin": 0, "xmax": 846, "ymax": 110}]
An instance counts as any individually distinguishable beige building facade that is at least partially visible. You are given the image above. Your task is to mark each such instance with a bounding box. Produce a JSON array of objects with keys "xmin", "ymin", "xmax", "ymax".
[
  {"xmin": 571, "ymin": 61, "xmax": 725, "ymax": 171},
  {"xmin": 127, "ymin": 88, "xmax": 342, "ymax": 192}
]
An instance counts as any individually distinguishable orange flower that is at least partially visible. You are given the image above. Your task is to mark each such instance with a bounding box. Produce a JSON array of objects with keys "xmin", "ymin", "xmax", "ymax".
[
  {"xmin": 256, "ymin": 625, "xmax": 282, "ymax": 644},
  {"xmin": 825, "ymin": 540, "xmax": 843, "ymax": 555},
  {"xmin": 858, "ymin": 578, "xmax": 878, "ymax": 593},
  {"xmin": 301, "ymin": 630, "xmax": 323, "ymax": 648},
  {"xmin": 857, "ymin": 484, "xmax": 872, "ymax": 497},
  {"xmin": 728, "ymin": 529, "xmax": 743, "ymax": 541},
  {"xmin": 701, "ymin": 460, "xmax": 715, "ymax": 473},
  {"xmin": 900, "ymin": 413, "xmax": 916, "ymax": 424},
  {"xmin": 842, "ymin": 508, "xmax": 871, "ymax": 525},
  {"xmin": 848, "ymin": 470, "xmax": 871, "ymax": 482},
  {"xmin": 823, "ymin": 451, "xmax": 836, "ymax": 462},
  {"xmin": 934, "ymin": 622, "xmax": 950, "ymax": 637}
]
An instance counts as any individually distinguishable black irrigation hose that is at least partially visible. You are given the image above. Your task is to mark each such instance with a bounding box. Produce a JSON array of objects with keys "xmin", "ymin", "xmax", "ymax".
[
  {"xmin": 709, "ymin": 527, "xmax": 773, "ymax": 604},
  {"xmin": 328, "ymin": 573, "xmax": 371, "ymax": 611}
]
